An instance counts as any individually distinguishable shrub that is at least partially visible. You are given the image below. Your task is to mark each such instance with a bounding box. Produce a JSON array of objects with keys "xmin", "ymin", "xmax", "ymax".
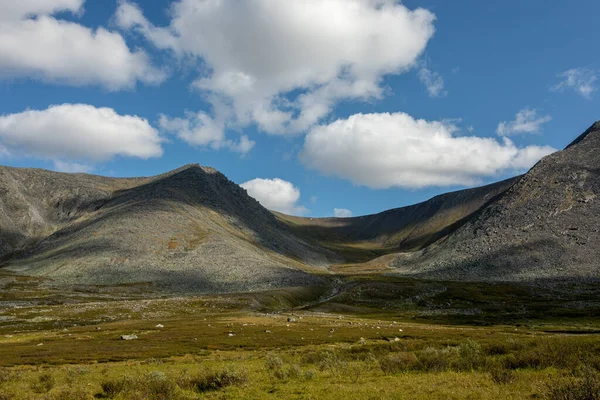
[
  {"xmin": 301, "ymin": 349, "xmax": 338, "ymax": 366},
  {"xmin": 303, "ymin": 369, "xmax": 317, "ymax": 381},
  {"xmin": 143, "ymin": 371, "xmax": 177, "ymax": 400},
  {"xmin": 0, "ymin": 369, "xmax": 13, "ymax": 386},
  {"xmin": 0, "ymin": 389, "xmax": 13, "ymax": 400},
  {"xmin": 287, "ymin": 364, "xmax": 303, "ymax": 380},
  {"xmin": 182, "ymin": 368, "xmax": 248, "ymax": 393},
  {"xmin": 379, "ymin": 352, "xmax": 418, "ymax": 375},
  {"xmin": 545, "ymin": 367, "xmax": 600, "ymax": 400},
  {"xmin": 316, "ymin": 351, "xmax": 343, "ymax": 374},
  {"xmin": 51, "ymin": 386, "xmax": 92, "ymax": 400},
  {"xmin": 489, "ymin": 366, "xmax": 517, "ymax": 385},
  {"xmin": 100, "ymin": 372, "xmax": 178, "ymax": 400},
  {"xmin": 31, "ymin": 373, "xmax": 55, "ymax": 394},
  {"xmin": 457, "ymin": 340, "xmax": 483, "ymax": 370},
  {"xmin": 100, "ymin": 378, "xmax": 127, "ymax": 398},
  {"xmin": 265, "ymin": 354, "xmax": 284, "ymax": 371},
  {"xmin": 417, "ymin": 347, "xmax": 452, "ymax": 372},
  {"xmin": 342, "ymin": 362, "xmax": 366, "ymax": 383}
]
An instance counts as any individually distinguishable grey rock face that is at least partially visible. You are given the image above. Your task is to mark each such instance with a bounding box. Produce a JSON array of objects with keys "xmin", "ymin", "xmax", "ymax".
[{"xmin": 392, "ymin": 122, "xmax": 600, "ymax": 282}]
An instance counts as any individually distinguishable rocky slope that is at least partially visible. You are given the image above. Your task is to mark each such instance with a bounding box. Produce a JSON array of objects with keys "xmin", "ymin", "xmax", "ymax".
[
  {"xmin": 1, "ymin": 165, "xmax": 333, "ymax": 291},
  {"xmin": 2, "ymin": 122, "xmax": 599, "ymax": 290},
  {"xmin": 392, "ymin": 121, "xmax": 600, "ymax": 281},
  {"xmin": 277, "ymin": 177, "xmax": 518, "ymax": 262}
]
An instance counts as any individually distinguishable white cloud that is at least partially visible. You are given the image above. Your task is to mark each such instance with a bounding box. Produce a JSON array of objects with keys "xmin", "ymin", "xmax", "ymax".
[
  {"xmin": 334, "ymin": 208, "xmax": 353, "ymax": 218},
  {"xmin": 497, "ymin": 108, "xmax": 551, "ymax": 136},
  {"xmin": 159, "ymin": 112, "xmax": 255, "ymax": 154},
  {"xmin": 229, "ymin": 135, "xmax": 256, "ymax": 154},
  {"xmin": 0, "ymin": 104, "xmax": 163, "ymax": 162},
  {"xmin": 0, "ymin": 0, "xmax": 84, "ymax": 22},
  {"xmin": 240, "ymin": 178, "xmax": 308, "ymax": 215},
  {"xmin": 116, "ymin": 0, "xmax": 436, "ymax": 134},
  {"xmin": 52, "ymin": 160, "xmax": 94, "ymax": 174},
  {"xmin": 301, "ymin": 112, "xmax": 557, "ymax": 189},
  {"xmin": 551, "ymin": 68, "xmax": 597, "ymax": 99},
  {"xmin": 159, "ymin": 112, "xmax": 225, "ymax": 147},
  {"xmin": 418, "ymin": 66, "xmax": 445, "ymax": 97},
  {"xmin": 0, "ymin": 1, "xmax": 164, "ymax": 90}
]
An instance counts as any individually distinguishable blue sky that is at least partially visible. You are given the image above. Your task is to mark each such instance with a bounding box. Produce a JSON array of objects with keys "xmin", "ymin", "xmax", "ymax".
[{"xmin": 0, "ymin": 0, "xmax": 598, "ymax": 217}]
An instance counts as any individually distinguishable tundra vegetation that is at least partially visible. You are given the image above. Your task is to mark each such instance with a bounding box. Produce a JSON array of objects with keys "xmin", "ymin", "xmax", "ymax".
[{"xmin": 1, "ymin": 272, "xmax": 600, "ymax": 399}]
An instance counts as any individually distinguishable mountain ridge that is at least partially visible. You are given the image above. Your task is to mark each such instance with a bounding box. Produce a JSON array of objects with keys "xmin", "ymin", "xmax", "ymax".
[{"xmin": 0, "ymin": 121, "xmax": 598, "ymax": 291}]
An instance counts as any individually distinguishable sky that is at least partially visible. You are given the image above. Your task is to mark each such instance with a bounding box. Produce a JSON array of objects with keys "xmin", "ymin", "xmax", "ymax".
[{"xmin": 0, "ymin": 0, "xmax": 598, "ymax": 218}]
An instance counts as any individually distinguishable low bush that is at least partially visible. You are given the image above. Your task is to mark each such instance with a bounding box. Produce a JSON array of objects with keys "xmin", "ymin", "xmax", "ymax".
[
  {"xmin": 545, "ymin": 367, "xmax": 600, "ymax": 400},
  {"xmin": 0, "ymin": 369, "xmax": 12, "ymax": 386},
  {"xmin": 100, "ymin": 378, "xmax": 127, "ymax": 398},
  {"xmin": 100, "ymin": 372, "xmax": 178, "ymax": 400},
  {"xmin": 143, "ymin": 371, "xmax": 178, "ymax": 400},
  {"xmin": 489, "ymin": 365, "xmax": 517, "ymax": 385},
  {"xmin": 51, "ymin": 385, "xmax": 92, "ymax": 400},
  {"xmin": 180, "ymin": 368, "xmax": 248, "ymax": 393},
  {"xmin": 265, "ymin": 354, "xmax": 284, "ymax": 371},
  {"xmin": 379, "ymin": 352, "xmax": 418, "ymax": 375},
  {"xmin": 31, "ymin": 373, "xmax": 55, "ymax": 394},
  {"xmin": 417, "ymin": 347, "xmax": 453, "ymax": 372},
  {"xmin": 0, "ymin": 389, "xmax": 13, "ymax": 400}
]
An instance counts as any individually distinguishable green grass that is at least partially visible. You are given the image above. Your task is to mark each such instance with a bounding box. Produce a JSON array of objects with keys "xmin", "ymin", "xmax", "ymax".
[
  {"xmin": 3, "ymin": 271, "xmax": 600, "ymax": 398},
  {"xmin": 1, "ymin": 337, "xmax": 599, "ymax": 399}
]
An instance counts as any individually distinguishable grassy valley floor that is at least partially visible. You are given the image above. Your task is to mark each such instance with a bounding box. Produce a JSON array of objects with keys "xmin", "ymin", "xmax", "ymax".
[{"xmin": 1, "ymin": 272, "xmax": 600, "ymax": 399}]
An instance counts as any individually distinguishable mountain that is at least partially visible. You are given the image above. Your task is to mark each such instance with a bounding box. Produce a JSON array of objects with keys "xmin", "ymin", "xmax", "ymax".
[
  {"xmin": 0, "ymin": 164, "xmax": 333, "ymax": 292},
  {"xmin": 1, "ymin": 121, "xmax": 598, "ymax": 290},
  {"xmin": 391, "ymin": 121, "xmax": 600, "ymax": 281},
  {"xmin": 276, "ymin": 177, "xmax": 518, "ymax": 263}
]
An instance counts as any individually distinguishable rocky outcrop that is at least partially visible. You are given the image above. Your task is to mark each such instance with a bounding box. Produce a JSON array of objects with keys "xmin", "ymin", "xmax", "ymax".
[{"xmin": 392, "ymin": 122, "xmax": 600, "ymax": 282}]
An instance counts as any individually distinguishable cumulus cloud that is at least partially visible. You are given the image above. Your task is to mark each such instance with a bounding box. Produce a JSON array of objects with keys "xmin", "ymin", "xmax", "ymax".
[
  {"xmin": 301, "ymin": 112, "xmax": 557, "ymax": 189},
  {"xmin": 159, "ymin": 111, "xmax": 255, "ymax": 154},
  {"xmin": 418, "ymin": 66, "xmax": 445, "ymax": 97},
  {"xmin": 116, "ymin": 0, "xmax": 436, "ymax": 134},
  {"xmin": 0, "ymin": 0, "xmax": 84, "ymax": 21},
  {"xmin": 334, "ymin": 208, "xmax": 353, "ymax": 218},
  {"xmin": 240, "ymin": 178, "xmax": 308, "ymax": 215},
  {"xmin": 551, "ymin": 68, "xmax": 597, "ymax": 99},
  {"xmin": 0, "ymin": 104, "xmax": 163, "ymax": 162},
  {"xmin": 0, "ymin": 0, "xmax": 164, "ymax": 89},
  {"xmin": 497, "ymin": 108, "xmax": 552, "ymax": 136}
]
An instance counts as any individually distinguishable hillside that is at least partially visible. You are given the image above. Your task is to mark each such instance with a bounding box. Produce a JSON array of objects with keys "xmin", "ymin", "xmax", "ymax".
[
  {"xmin": 2, "ymin": 122, "xmax": 599, "ymax": 291},
  {"xmin": 0, "ymin": 165, "xmax": 333, "ymax": 292},
  {"xmin": 276, "ymin": 177, "xmax": 518, "ymax": 263},
  {"xmin": 392, "ymin": 121, "xmax": 600, "ymax": 281}
]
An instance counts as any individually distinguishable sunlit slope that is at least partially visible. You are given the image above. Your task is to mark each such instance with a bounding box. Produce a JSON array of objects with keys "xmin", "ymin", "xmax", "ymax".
[{"xmin": 1, "ymin": 165, "xmax": 333, "ymax": 291}]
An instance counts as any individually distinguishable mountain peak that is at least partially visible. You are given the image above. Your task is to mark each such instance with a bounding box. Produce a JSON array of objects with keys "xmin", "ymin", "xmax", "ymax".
[{"xmin": 565, "ymin": 121, "xmax": 600, "ymax": 149}]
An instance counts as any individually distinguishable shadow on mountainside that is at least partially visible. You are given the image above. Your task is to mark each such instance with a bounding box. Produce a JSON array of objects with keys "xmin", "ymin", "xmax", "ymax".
[
  {"xmin": 279, "ymin": 177, "xmax": 520, "ymax": 263},
  {"xmin": 399, "ymin": 238, "xmax": 596, "ymax": 283}
]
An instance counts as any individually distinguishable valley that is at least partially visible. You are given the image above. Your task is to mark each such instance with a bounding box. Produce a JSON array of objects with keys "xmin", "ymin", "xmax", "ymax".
[{"xmin": 0, "ymin": 122, "xmax": 599, "ymax": 399}]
